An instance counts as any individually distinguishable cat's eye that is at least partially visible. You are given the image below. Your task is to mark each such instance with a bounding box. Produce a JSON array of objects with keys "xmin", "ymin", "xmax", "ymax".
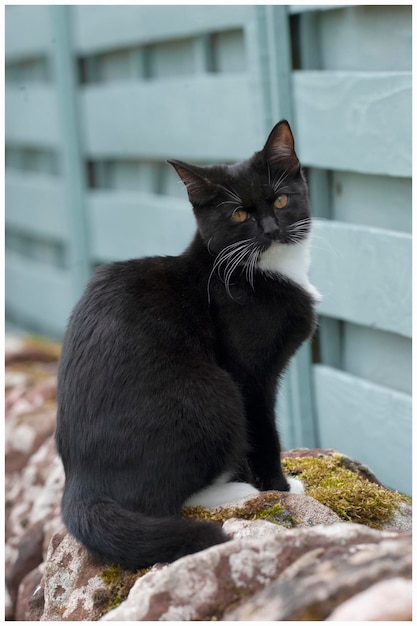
[
  {"xmin": 274, "ymin": 194, "xmax": 289, "ymax": 209},
  {"xmin": 231, "ymin": 208, "xmax": 249, "ymax": 223}
]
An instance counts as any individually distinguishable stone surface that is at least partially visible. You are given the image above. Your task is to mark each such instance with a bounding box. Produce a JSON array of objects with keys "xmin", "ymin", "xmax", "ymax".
[
  {"xmin": 40, "ymin": 530, "xmax": 109, "ymax": 621},
  {"xmin": 224, "ymin": 532, "xmax": 411, "ymax": 620},
  {"xmin": 5, "ymin": 338, "xmax": 64, "ymax": 618},
  {"xmin": 102, "ymin": 523, "xmax": 409, "ymax": 622},
  {"xmin": 5, "ymin": 435, "xmax": 65, "ymax": 605},
  {"xmin": 326, "ymin": 577, "xmax": 413, "ymax": 621},
  {"xmin": 278, "ymin": 492, "xmax": 342, "ymax": 527},
  {"xmin": 282, "ymin": 447, "xmax": 384, "ymax": 486},
  {"xmin": 222, "ymin": 518, "xmax": 287, "ymax": 540},
  {"xmin": 15, "ymin": 564, "xmax": 44, "ymax": 621},
  {"xmin": 5, "ymin": 335, "xmax": 413, "ymax": 622}
]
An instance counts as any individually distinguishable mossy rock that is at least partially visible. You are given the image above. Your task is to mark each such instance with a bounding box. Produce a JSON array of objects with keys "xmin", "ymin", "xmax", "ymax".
[
  {"xmin": 94, "ymin": 564, "xmax": 150, "ymax": 618},
  {"xmin": 183, "ymin": 491, "xmax": 298, "ymax": 528},
  {"xmin": 282, "ymin": 452, "xmax": 411, "ymax": 529}
]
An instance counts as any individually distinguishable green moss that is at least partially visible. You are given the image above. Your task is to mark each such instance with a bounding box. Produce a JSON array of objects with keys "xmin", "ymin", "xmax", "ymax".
[
  {"xmin": 183, "ymin": 492, "xmax": 298, "ymax": 528},
  {"xmin": 94, "ymin": 564, "xmax": 149, "ymax": 618},
  {"xmin": 282, "ymin": 453, "xmax": 410, "ymax": 529}
]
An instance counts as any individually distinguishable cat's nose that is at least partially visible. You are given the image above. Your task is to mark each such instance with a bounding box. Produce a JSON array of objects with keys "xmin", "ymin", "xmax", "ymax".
[{"xmin": 261, "ymin": 217, "xmax": 280, "ymax": 240}]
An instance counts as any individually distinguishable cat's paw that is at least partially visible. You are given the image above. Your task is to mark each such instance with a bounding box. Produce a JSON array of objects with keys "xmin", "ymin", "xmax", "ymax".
[{"xmin": 286, "ymin": 477, "xmax": 304, "ymax": 494}]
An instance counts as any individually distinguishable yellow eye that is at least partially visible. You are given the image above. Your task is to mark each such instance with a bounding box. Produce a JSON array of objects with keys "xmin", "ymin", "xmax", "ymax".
[
  {"xmin": 231, "ymin": 208, "xmax": 249, "ymax": 223},
  {"xmin": 274, "ymin": 194, "xmax": 289, "ymax": 209}
]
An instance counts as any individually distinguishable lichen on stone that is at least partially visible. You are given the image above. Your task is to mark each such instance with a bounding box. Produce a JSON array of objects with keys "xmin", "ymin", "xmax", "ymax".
[
  {"xmin": 183, "ymin": 492, "xmax": 298, "ymax": 528},
  {"xmin": 94, "ymin": 564, "xmax": 148, "ymax": 618},
  {"xmin": 281, "ymin": 453, "xmax": 410, "ymax": 529}
]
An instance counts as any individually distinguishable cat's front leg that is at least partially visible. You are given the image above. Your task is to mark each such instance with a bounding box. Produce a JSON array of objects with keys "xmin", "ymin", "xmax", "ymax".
[{"xmin": 246, "ymin": 398, "xmax": 304, "ymax": 494}]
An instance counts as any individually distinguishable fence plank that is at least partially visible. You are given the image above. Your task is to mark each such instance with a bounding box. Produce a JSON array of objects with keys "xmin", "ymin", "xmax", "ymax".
[
  {"xmin": 314, "ymin": 364, "xmax": 411, "ymax": 494},
  {"xmin": 73, "ymin": 5, "xmax": 253, "ymax": 54},
  {"xmin": 81, "ymin": 76, "xmax": 261, "ymax": 161},
  {"xmin": 50, "ymin": 6, "xmax": 92, "ymax": 302},
  {"xmin": 5, "ymin": 172, "xmax": 67, "ymax": 241},
  {"xmin": 88, "ymin": 191, "xmax": 195, "ymax": 262},
  {"xmin": 5, "ymin": 6, "xmax": 53, "ymax": 59},
  {"xmin": 311, "ymin": 221, "xmax": 411, "ymax": 337},
  {"xmin": 289, "ymin": 5, "xmax": 349, "ymax": 13},
  {"xmin": 5, "ymin": 252, "xmax": 73, "ymax": 336},
  {"xmin": 332, "ymin": 171, "xmax": 411, "ymax": 233},
  {"xmin": 5, "ymin": 86, "xmax": 60, "ymax": 147},
  {"xmin": 293, "ymin": 71, "xmax": 411, "ymax": 176}
]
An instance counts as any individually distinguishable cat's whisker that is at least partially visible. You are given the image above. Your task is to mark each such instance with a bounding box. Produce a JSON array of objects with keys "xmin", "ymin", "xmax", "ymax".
[
  {"xmin": 207, "ymin": 239, "xmax": 254, "ymax": 303},
  {"xmin": 216, "ymin": 200, "xmax": 241, "ymax": 209},
  {"xmin": 223, "ymin": 186, "xmax": 242, "ymax": 204},
  {"xmin": 272, "ymin": 166, "xmax": 291, "ymax": 193},
  {"xmin": 206, "ymin": 237, "xmax": 214, "ymax": 256},
  {"xmin": 223, "ymin": 245, "xmax": 255, "ymax": 298},
  {"xmin": 245, "ymin": 245, "xmax": 261, "ymax": 291}
]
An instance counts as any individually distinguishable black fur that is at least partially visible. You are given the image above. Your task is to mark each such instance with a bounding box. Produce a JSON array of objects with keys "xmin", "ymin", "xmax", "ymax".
[{"xmin": 56, "ymin": 120, "xmax": 317, "ymax": 569}]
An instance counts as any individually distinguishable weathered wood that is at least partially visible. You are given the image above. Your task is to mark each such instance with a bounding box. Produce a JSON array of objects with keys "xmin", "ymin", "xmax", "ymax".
[
  {"xmin": 80, "ymin": 76, "xmax": 261, "ymax": 161},
  {"xmin": 332, "ymin": 171, "xmax": 411, "ymax": 233},
  {"xmin": 5, "ymin": 252, "xmax": 73, "ymax": 336},
  {"xmin": 344, "ymin": 322, "xmax": 411, "ymax": 396},
  {"xmin": 311, "ymin": 221, "xmax": 411, "ymax": 337},
  {"xmin": 314, "ymin": 364, "xmax": 411, "ymax": 495},
  {"xmin": 50, "ymin": 6, "xmax": 92, "ymax": 302},
  {"xmin": 73, "ymin": 5, "xmax": 253, "ymax": 54},
  {"xmin": 5, "ymin": 172, "xmax": 68, "ymax": 242},
  {"xmin": 293, "ymin": 71, "xmax": 411, "ymax": 176},
  {"xmin": 318, "ymin": 5, "xmax": 411, "ymax": 72},
  {"xmin": 87, "ymin": 191, "xmax": 195, "ymax": 262},
  {"xmin": 289, "ymin": 5, "xmax": 349, "ymax": 14},
  {"xmin": 5, "ymin": 5, "xmax": 52, "ymax": 59},
  {"xmin": 5, "ymin": 86, "xmax": 61, "ymax": 147}
]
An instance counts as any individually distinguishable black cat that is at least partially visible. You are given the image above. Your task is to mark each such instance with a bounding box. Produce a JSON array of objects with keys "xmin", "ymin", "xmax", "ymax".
[{"xmin": 56, "ymin": 120, "xmax": 319, "ymax": 570}]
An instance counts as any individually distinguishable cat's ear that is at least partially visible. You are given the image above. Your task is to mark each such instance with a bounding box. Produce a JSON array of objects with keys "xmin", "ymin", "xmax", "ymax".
[
  {"xmin": 168, "ymin": 160, "xmax": 214, "ymax": 205},
  {"xmin": 263, "ymin": 120, "xmax": 299, "ymax": 169}
]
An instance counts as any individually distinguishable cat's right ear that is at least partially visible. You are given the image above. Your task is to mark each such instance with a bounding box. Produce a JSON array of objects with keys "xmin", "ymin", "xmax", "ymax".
[
  {"xmin": 263, "ymin": 120, "xmax": 299, "ymax": 169},
  {"xmin": 168, "ymin": 160, "xmax": 214, "ymax": 206}
]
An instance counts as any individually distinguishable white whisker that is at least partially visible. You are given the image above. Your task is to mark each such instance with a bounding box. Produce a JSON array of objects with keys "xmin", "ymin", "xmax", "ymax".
[{"xmin": 207, "ymin": 239, "xmax": 258, "ymax": 303}]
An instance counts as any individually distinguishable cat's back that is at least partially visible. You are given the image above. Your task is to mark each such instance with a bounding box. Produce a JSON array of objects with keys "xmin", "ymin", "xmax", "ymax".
[
  {"xmin": 69, "ymin": 255, "xmax": 193, "ymax": 329},
  {"xmin": 59, "ymin": 254, "xmax": 211, "ymax": 381}
]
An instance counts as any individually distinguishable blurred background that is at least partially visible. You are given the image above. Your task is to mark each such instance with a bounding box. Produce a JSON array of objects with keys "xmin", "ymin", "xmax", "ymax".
[{"xmin": 5, "ymin": 5, "xmax": 411, "ymax": 493}]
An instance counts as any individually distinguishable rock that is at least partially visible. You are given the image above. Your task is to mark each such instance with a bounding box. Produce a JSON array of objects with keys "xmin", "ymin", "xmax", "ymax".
[
  {"xmin": 184, "ymin": 489, "xmax": 342, "ymax": 531},
  {"xmin": 5, "ymin": 405, "xmax": 57, "ymax": 475},
  {"xmin": 223, "ymin": 532, "xmax": 411, "ymax": 620},
  {"xmin": 7, "ymin": 521, "xmax": 44, "ymax": 606},
  {"xmin": 15, "ymin": 564, "xmax": 44, "ymax": 621},
  {"xmin": 283, "ymin": 448, "xmax": 383, "ymax": 485},
  {"xmin": 101, "ymin": 523, "xmax": 408, "ymax": 622},
  {"xmin": 278, "ymin": 492, "xmax": 342, "ymax": 527},
  {"xmin": 5, "ymin": 335, "xmax": 61, "ymax": 365},
  {"xmin": 380, "ymin": 500, "xmax": 412, "ymax": 532},
  {"xmin": 326, "ymin": 577, "xmax": 412, "ymax": 621},
  {"xmin": 5, "ymin": 435, "xmax": 65, "ymax": 603},
  {"xmin": 281, "ymin": 449, "xmax": 411, "ymax": 529},
  {"xmin": 4, "ymin": 335, "xmax": 413, "ymax": 622},
  {"xmin": 40, "ymin": 530, "xmax": 107, "ymax": 621},
  {"xmin": 222, "ymin": 518, "xmax": 287, "ymax": 540}
]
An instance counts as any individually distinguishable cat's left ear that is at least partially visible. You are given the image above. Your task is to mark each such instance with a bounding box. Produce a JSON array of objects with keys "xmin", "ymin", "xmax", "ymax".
[
  {"xmin": 263, "ymin": 120, "xmax": 299, "ymax": 169},
  {"xmin": 168, "ymin": 160, "xmax": 214, "ymax": 206}
]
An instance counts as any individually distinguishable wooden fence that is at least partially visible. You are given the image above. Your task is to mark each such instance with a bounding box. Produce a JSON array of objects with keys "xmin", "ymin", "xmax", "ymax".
[{"xmin": 5, "ymin": 5, "xmax": 411, "ymax": 494}]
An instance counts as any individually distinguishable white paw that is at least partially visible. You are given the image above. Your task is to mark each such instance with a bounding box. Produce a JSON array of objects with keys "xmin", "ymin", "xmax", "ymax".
[
  {"xmin": 306, "ymin": 282, "xmax": 323, "ymax": 304},
  {"xmin": 287, "ymin": 477, "xmax": 304, "ymax": 495}
]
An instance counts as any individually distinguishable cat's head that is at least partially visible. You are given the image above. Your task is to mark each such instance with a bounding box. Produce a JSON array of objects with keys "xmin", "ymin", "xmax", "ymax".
[{"xmin": 169, "ymin": 120, "xmax": 311, "ymax": 260}]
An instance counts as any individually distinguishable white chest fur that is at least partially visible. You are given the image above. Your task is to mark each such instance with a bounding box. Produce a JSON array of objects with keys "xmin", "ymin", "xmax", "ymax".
[{"xmin": 257, "ymin": 235, "xmax": 321, "ymax": 303}]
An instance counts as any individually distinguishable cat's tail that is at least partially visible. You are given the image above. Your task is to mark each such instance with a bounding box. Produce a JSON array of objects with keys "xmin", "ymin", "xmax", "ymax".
[{"xmin": 62, "ymin": 496, "xmax": 229, "ymax": 570}]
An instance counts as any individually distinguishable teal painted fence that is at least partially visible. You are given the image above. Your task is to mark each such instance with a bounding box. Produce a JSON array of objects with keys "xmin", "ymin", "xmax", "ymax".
[{"xmin": 5, "ymin": 5, "xmax": 412, "ymax": 494}]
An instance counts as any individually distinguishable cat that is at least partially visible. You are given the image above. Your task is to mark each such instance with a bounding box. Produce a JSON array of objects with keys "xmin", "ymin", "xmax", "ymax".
[{"xmin": 55, "ymin": 120, "xmax": 319, "ymax": 571}]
